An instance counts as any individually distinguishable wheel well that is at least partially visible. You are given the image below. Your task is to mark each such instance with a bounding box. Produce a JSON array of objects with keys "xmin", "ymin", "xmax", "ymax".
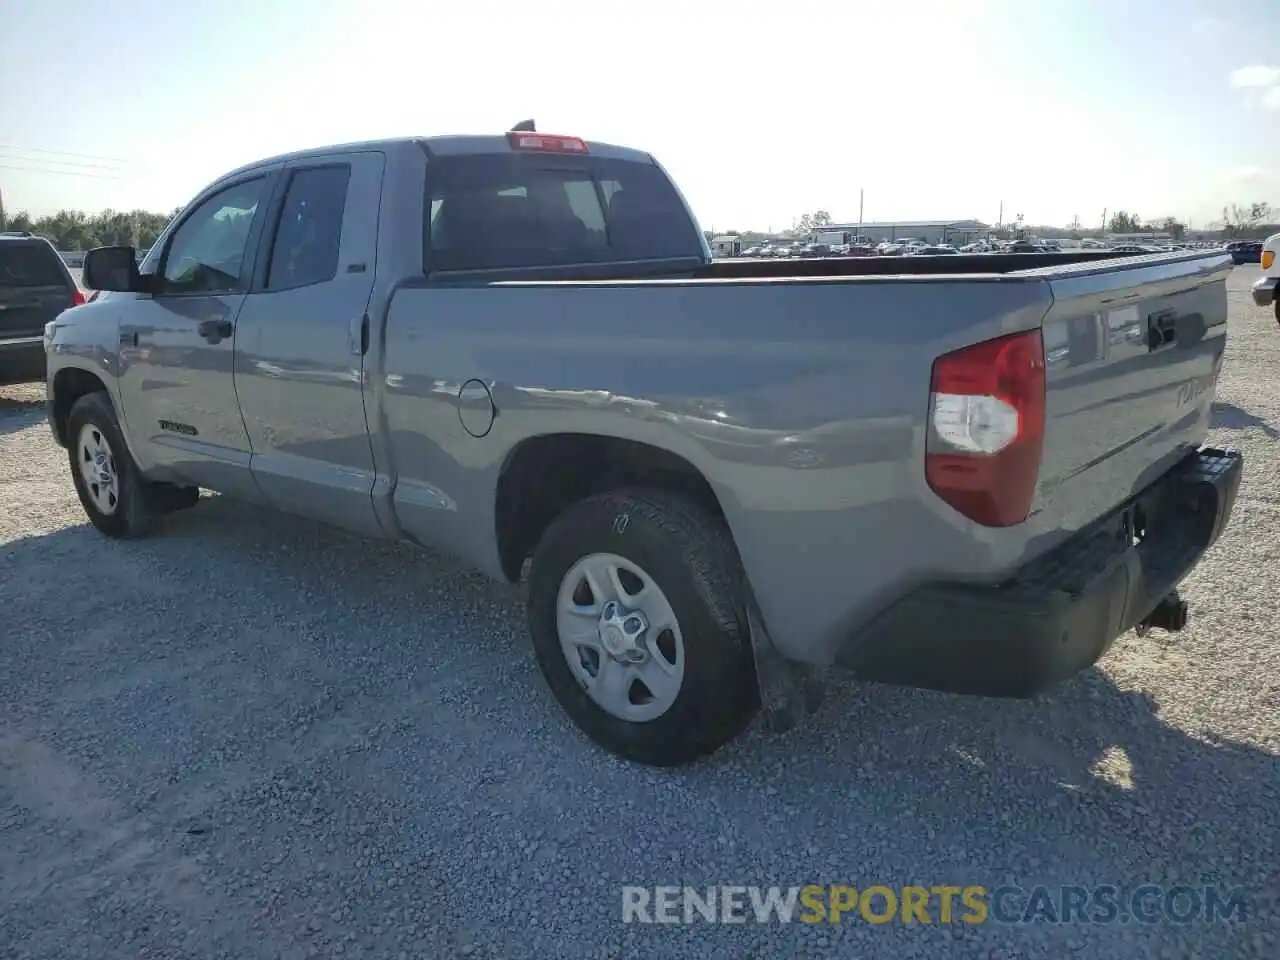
[
  {"xmin": 51, "ymin": 368, "xmax": 108, "ymax": 446},
  {"xmin": 495, "ymin": 434, "xmax": 725, "ymax": 581}
]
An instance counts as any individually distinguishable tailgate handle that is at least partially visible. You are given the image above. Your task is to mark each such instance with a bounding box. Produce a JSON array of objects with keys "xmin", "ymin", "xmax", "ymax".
[{"xmin": 1146, "ymin": 310, "xmax": 1178, "ymax": 351}]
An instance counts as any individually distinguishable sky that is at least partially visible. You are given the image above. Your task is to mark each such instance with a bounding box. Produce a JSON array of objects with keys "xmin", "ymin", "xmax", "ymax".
[{"xmin": 2, "ymin": 0, "xmax": 1279, "ymax": 232}]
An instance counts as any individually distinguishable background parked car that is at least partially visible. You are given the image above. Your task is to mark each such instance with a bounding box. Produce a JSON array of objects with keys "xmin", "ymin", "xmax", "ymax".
[
  {"xmin": 1230, "ymin": 241, "xmax": 1263, "ymax": 265},
  {"xmin": 0, "ymin": 231, "xmax": 85, "ymax": 386},
  {"xmin": 1005, "ymin": 240, "xmax": 1042, "ymax": 253}
]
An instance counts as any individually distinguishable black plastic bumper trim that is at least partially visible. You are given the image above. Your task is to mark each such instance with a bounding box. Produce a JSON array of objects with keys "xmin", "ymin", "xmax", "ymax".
[
  {"xmin": 837, "ymin": 447, "xmax": 1243, "ymax": 697},
  {"xmin": 1251, "ymin": 275, "xmax": 1277, "ymax": 307}
]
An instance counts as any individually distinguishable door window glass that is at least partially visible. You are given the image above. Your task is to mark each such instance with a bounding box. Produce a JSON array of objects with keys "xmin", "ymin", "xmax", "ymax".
[
  {"xmin": 266, "ymin": 166, "xmax": 351, "ymax": 290},
  {"xmin": 162, "ymin": 178, "xmax": 265, "ymax": 292}
]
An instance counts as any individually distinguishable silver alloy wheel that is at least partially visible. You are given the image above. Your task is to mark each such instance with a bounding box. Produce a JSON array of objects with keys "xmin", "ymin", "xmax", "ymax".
[
  {"xmin": 555, "ymin": 552, "xmax": 686, "ymax": 722},
  {"xmin": 77, "ymin": 422, "xmax": 120, "ymax": 516}
]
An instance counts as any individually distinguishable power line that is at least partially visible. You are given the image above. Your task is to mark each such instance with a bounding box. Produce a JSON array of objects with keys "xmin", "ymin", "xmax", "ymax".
[
  {"xmin": 0, "ymin": 143, "xmax": 129, "ymax": 164},
  {"xmin": 0, "ymin": 162, "xmax": 122, "ymax": 180},
  {"xmin": 0, "ymin": 154, "xmax": 122, "ymax": 172}
]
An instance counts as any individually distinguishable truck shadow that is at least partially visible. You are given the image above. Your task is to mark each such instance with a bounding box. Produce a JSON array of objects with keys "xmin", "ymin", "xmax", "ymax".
[
  {"xmin": 2, "ymin": 495, "xmax": 1275, "ymax": 952},
  {"xmin": 774, "ymin": 670, "xmax": 1278, "ymax": 879},
  {"xmin": 1211, "ymin": 400, "xmax": 1280, "ymax": 439}
]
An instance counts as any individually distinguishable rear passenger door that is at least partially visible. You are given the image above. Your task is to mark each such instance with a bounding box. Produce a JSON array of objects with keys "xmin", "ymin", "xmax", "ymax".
[{"xmin": 232, "ymin": 151, "xmax": 385, "ymax": 537}]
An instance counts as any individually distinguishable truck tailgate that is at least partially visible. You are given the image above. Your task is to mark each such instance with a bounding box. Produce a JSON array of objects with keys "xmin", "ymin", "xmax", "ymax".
[{"xmin": 1028, "ymin": 252, "xmax": 1231, "ymax": 536}]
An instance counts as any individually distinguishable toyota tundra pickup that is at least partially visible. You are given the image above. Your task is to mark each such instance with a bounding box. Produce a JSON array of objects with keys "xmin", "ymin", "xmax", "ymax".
[{"xmin": 46, "ymin": 128, "xmax": 1242, "ymax": 766}]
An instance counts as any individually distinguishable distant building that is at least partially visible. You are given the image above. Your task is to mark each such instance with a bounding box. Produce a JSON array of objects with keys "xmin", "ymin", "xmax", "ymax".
[
  {"xmin": 711, "ymin": 235, "xmax": 743, "ymax": 257},
  {"xmin": 1106, "ymin": 232, "xmax": 1172, "ymax": 244},
  {"xmin": 817, "ymin": 219, "xmax": 990, "ymax": 245}
]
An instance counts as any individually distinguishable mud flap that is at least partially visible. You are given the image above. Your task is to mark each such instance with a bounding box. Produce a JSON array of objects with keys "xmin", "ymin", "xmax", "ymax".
[{"xmin": 746, "ymin": 597, "xmax": 827, "ymax": 734}]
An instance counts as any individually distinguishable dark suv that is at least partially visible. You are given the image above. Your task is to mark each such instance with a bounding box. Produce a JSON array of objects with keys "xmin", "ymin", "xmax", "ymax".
[
  {"xmin": 1228, "ymin": 241, "xmax": 1263, "ymax": 265},
  {"xmin": 0, "ymin": 232, "xmax": 84, "ymax": 385}
]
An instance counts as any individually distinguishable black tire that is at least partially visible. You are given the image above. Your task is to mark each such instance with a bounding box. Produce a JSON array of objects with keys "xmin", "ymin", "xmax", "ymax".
[
  {"xmin": 66, "ymin": 391, "xmax": 162, "ymax": 538},
  {"xmin": 527, "ymin": 489, "xmax": 759, "ymax": 766}
]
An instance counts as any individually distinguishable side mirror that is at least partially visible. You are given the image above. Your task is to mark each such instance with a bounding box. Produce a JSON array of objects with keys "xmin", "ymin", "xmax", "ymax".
[{"xmin": 83, "ymin": 245, "xmax": 143, "ymax": 292}]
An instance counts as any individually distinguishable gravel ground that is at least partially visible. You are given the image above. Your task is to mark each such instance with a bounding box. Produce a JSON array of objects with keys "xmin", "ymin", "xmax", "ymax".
[{"xmin": 2, "ymin": 267, "xmax": 1278, "ymax": 960}]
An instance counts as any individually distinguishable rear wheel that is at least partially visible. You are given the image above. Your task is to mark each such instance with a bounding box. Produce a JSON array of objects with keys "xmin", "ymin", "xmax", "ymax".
[
  {"xmin": 527, "ymin": 489, "xmax": 759, "ymax": 766},
  {"xmin": 66, "ymin": 392, "xmax": 195, "ymax": 538}
]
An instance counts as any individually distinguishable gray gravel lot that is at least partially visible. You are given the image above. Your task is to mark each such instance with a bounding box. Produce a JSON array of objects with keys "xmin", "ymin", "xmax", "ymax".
[{"xmin": 2, "ymin": 267, "xmax": 1278, "ymax": 959}]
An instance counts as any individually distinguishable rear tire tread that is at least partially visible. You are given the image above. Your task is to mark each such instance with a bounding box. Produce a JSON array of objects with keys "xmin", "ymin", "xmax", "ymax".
[{"xmin": 527, "ymin": 488, "xmax": 759, "ymax": 767}]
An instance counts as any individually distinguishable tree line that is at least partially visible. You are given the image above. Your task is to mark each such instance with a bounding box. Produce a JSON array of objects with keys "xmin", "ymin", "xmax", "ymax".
[
  {"xmin": 0, "ymin": 203, "xmax": 181, "ymax": 252},
  {"xmin": 1106, "ymin": 203, "xmax": 1272, "ymax": 239},
  {"xmin": 6, "ymin": 197, "xmax": 1276, "ymax": 254}
]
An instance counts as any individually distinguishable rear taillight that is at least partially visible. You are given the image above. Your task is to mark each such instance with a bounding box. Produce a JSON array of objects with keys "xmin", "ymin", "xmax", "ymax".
[
  {"xmin": 925, "ymin": 330, "xmax": 1046, "ymax": 527},
  {"xmin": 72, "ymin": 289, "xmax": 86, "ymax": 306}
]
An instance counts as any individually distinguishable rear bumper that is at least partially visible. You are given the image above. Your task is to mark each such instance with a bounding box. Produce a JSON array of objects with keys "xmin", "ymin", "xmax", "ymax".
[
  {"xmin": 1252, "ymin": 275, "xmax": 1278, "ymax": 307},
  {"xmin": 0, "ymin": 335, "xmax": 44, "ymax": 354},
  {"xmin": 837, "ymin": 447, "xmax": 1243, "ymax": 697}
]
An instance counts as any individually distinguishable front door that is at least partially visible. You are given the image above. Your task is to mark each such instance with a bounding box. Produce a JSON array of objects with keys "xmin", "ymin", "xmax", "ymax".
[
  {"xmin": 117, "ymin": 171, "xmax": 278, "ymax": 499},
  {"xmin": 231, "ymin": 152, "xmax": 384, "ymax": 536}
]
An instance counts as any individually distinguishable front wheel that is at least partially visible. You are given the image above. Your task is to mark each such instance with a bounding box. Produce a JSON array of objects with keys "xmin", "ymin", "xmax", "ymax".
[
  {"xmin": 527, "ymin": 490, "xmax": 759, "ymax": 766},
  {"xmin": 66, "ymin": 392, "xmax": 163, "ymax": 538}
]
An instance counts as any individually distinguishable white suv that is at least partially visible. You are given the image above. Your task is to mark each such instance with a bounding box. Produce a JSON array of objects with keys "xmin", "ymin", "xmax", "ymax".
[{"xmin": 1253, "ymin": 232, "xmax": 1279, "ymax": 322}]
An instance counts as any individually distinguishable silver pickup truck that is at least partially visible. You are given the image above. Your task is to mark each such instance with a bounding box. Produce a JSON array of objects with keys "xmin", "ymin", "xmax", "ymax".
[{"xmin": 47, "ymin": 128, "xmax": 1243, "ymax": 766}]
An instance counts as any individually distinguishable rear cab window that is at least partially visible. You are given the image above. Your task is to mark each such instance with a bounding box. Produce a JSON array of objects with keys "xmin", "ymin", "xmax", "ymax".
[
  {"xmin": 0, "ymin": 240, "xmax": 72, "ymax": 289},
  {"xmin": 424, "ymin": 152, "xmax": 703, "ymax": 273}
]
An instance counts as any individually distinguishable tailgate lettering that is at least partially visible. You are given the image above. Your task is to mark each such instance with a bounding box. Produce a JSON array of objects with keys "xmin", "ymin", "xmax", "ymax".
[{"xmin": 1176, "ymin": 375, "xmax": 1214, "ymax": 409}]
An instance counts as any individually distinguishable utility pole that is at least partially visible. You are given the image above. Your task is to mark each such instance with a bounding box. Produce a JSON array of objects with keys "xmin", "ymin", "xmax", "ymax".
[{"xmin": 858, "ymin": 188, "xmax": 864, "ymax": 237}]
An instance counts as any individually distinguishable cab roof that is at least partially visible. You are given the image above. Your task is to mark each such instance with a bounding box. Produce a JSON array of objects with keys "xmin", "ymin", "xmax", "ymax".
[{"xmin": 214, "ymin": 134, "xmax": 656, "ymax": 186}]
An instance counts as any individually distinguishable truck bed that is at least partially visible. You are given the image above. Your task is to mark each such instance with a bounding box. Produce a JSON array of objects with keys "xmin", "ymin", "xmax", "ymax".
[
  {"xmin": 695, "ymin": 248, "xmax": 1187, "ymax": 280},
  {"xmin": 386, "ymin": 248, "xmax": 1232, "ymax": 664},
  {"xmin": 446, "ymin": 248, "xmax": 1218, "ymax": 286}
]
